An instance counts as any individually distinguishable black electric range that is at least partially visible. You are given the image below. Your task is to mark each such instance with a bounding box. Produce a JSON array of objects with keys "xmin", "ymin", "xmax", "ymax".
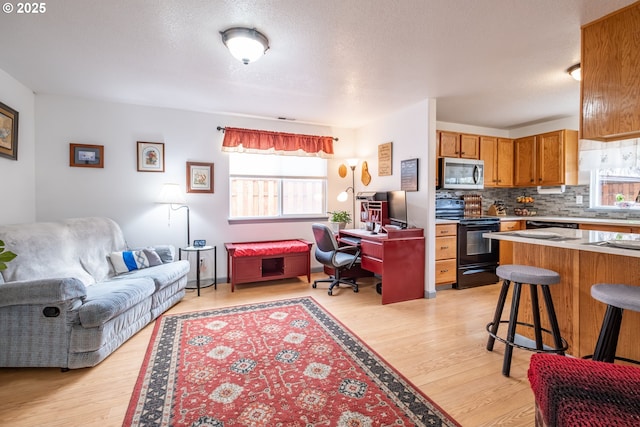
[{"xmin": 436, "ymin": 198, "xmax": 500, "ymax": 289}]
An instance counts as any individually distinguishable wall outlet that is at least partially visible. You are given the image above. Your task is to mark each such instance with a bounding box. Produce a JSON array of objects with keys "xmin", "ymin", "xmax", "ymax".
[{"xmin": 576, "ymin": 195, "xmax": 583, "ymax": 205}]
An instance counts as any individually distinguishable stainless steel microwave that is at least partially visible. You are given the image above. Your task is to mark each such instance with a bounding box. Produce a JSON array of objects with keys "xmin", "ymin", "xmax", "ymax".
[{"xmin": 438, "ymin": 157, "xmax": 484, "ymax": 190}]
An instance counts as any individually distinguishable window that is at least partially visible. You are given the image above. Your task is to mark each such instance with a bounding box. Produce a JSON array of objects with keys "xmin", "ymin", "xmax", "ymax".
[
  {"xmin": 229, "ymin": 153, "xmax": 327, "ymax": 219},
  {"xmin": 591, "ymin": 168, "xmax": 640, "ymax": 209},
  {"xmin": 582, "ymin": 139, "xmax": 640, "ymax": 209}
]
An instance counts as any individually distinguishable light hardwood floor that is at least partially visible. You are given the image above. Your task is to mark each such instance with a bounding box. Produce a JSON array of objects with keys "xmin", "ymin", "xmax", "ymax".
[{"xmin": 0, "ymin": 274, "xmax": 536, "ymax": 426}]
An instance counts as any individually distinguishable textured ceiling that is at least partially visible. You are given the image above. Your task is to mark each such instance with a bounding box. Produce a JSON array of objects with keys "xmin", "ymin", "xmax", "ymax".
[{"xmin": 0, "ymin": 0, "xmax": 636, "ymax": 129}]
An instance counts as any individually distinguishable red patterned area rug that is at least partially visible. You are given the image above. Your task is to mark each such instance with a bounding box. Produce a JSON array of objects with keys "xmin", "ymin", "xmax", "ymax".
[{"xmin": 123, "ymin": 297, "xmax": 460, "ymax": 426}]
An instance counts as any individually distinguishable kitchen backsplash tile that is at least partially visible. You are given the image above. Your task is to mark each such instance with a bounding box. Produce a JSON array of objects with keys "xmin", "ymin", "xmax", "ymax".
[{"xmin": 437, "ymin": 185, "xmax": 640, "ymax": 220}]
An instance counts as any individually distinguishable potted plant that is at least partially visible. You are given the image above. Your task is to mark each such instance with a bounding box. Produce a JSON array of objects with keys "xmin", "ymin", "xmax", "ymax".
[
  {"xmin": 328, "ymin": 210, "xmax": 352, "ymax": 231},
  {"xmin": 0, "ymin": 240, "xmax": 17, "ymax": 271}
]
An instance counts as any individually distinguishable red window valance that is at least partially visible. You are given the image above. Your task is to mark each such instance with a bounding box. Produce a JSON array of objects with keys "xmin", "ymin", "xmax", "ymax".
[{"xmin": 221, "ymin": 127, "xmax": 334, "ymax": 158}]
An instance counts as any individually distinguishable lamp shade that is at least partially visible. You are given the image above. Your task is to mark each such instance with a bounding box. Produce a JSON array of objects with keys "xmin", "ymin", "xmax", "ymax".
[
  {"xmin": 337, "ymin": 191, "xmax": 349, "ymax": 202},
  {"xmin": 157, "ymin": 183, "xmax": 186, "ymax": 204},
  {"xmin": 221, "ymin": 27, "xmax": 269, "ymax": 65}
]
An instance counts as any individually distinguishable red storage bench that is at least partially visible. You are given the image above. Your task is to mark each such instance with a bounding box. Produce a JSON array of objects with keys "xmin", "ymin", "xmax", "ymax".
[{"xmin": 224, "ymin": 239, "xmax": 313, "ymax": 291}]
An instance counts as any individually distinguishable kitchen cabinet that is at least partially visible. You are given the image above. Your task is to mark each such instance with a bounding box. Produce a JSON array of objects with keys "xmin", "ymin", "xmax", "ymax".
[
  {"xmin": 438, "ymin": 131, "xmax": 479, "ymax": 159},
  {"xmin": 480, "ymin": 136, "xmax": 514, "ymax": 187},
  {"xmin": 514, "ymin": 130, "xmax": 578, "ymax": 187},
  {"xmin": 581, "ymin": 2, "xmax": 640, "ymax": 142},
  {"xmin": 499, "ymin": 220, "xmax": 523, "ymax": 265},
  {"xmin": 435, "ymin": 223, "xmax": 457, "ymax": 285}
]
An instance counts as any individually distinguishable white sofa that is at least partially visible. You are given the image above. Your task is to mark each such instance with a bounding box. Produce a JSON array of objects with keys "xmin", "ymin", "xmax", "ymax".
[{"xmin": 0, "ymin": 217, "xmax": 190, "ymax": 369}]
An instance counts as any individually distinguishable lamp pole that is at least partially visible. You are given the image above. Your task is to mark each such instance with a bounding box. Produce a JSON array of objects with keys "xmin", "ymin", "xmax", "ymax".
[{"xmin": 350, "ymin": 164, "xmax": 356, "ymax": 227}]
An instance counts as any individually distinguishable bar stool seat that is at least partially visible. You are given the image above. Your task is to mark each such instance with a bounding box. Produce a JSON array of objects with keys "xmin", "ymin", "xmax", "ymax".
[
  {"xmin": 486, "ymin": 265, "xmax": 568, "ymax": 376},
  {"xmin": 590, "ymin": 284, "xmax": 640, "ymax": 364}
]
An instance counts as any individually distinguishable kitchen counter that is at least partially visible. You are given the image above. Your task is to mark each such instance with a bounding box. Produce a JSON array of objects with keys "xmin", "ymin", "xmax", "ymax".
[
  {"xmin": 483, "ymin": 227, "xmax": 640, "ymax": 258},
  {"xmin": 436, "ymin": 215, "xmax": 640, "ymax": 227},
  {"xmin": 482, "ymin": 225, "xmax": 640, "ymax": 361}
]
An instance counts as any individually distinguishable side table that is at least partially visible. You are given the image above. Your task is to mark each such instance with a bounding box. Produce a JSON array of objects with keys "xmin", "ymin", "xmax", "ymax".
[{"xmin": 178, "ymin": 245, "xmax": 217, "ymax": 296}]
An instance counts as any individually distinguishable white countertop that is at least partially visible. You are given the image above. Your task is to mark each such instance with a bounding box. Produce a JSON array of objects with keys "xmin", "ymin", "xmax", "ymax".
[
  {"xmin": 436, "ymin": 216, "xmax": 640, "ymax": 226},
  {"xmin": 483, "ymin": 227, "xmax": 640, "ymax": 258}
]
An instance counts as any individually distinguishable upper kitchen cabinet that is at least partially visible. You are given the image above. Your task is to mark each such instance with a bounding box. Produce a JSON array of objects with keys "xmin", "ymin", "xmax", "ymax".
[
  {"xmin": 514, "ymin": 130, "xmax": 578, "ymax": 187},
  {"xmin": 480, "ymin": 136, "xmax": 513, "ymax": 187},
  {"xmin": 581, "ymin": 2, "xmax": 640, "ymax": 141},
  {"xmin": 438, "ymin": 131, "xmax": 479, "ymax": 159}
]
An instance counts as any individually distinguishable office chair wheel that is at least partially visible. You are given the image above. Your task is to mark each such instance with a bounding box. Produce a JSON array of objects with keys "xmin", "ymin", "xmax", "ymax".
[
  {"xmin": 353, "ymin": 287, "xmax": 359, "ymax": 293},
  {"xmin": 328, "ymin": 289, "xmax": 333, "ymax": 296},
  {"xmin": 312, "ymin": 283, "xmax": 317, "ymax": 288}
]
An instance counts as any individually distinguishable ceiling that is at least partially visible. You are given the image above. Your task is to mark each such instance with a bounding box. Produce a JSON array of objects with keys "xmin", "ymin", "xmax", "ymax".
[{"xmin": 0, "ymin": 0, "xmax": 636, "ymax": 130}]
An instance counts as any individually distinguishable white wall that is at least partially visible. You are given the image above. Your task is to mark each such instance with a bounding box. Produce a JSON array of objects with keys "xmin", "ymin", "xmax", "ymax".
[
  {"xmin": 0, "ymin": 69, "xmax": 36, "ymax": 224},
  {"xmin": 33, "ymin": 94, "xmax": 354, "ymax": 280},
  {"xmin": 355, "ymin": 99, "xmax": 437, "ymax": 297}
]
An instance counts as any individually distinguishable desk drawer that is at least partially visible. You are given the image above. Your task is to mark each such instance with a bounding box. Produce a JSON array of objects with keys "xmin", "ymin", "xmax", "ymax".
[
  {"xmin": 436, "ymin": 223, "xmax": 457, "ymax": 236},
  {"xmin": 361, "ymin": 240, "xmax": 383, "ymax": 259},
  {"xmin": 361, "ymin": 255, "xmax": 383, "ymax": 275},
  {"xmin": 435, "ymin": 259, "xmax": 456, "ymax": 284},
  {"xmin": 435, "ymin": 236, "xmax": 456, "ymax": 260}
]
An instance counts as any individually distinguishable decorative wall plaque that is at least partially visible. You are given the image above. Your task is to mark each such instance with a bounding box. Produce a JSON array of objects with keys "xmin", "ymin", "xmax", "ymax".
[{"xmin": 378, "ymin": 142, "xmax": 392, "ymax": 176}]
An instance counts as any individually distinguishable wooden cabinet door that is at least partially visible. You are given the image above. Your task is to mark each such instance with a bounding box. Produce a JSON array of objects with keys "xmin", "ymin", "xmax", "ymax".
[
  {"xmin": 496, "ymin": 138, "xmax": 514, "ymax": 187},
  {"xmin": 480, "ymin": 136, "xmax": 498, "ymax": 187},
  {"xmin": 581, "ymin": 2, "xmax": 640, "ymax": 141},
  {"xmin": 438, "ymin": 131, "xmax": 460, "ymax": 157},
  {"xmin": 284, "ymin": 253, "xmax": 308, "ymax": 276},
  {"xmin": 537, "ymin": 131, "xmax": 564, "ymax": 186},
  {"xmin": 499, "ymin": 221, "xmax": 522, "ymax": 266},
  {"xmin": 514, "ymin": 136, "xmax": 537, "ymax": 186},
  {"xmin": 460, "ymin": 134, "xmax": 480, "ymax": 159}
]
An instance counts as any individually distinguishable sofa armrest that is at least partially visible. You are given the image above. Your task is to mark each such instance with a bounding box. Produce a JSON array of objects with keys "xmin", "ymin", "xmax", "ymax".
[
  {"xmin": 528, "ymin": 354, "xmax": 640, "ymax": 426},
  {"xmin": 0, "ymin": 277, "xmax": 86, "ymax": 308}
]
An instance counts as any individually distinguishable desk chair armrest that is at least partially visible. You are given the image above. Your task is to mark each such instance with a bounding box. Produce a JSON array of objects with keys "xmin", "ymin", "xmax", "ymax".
[{"xmin": 336, "ymin": 245, "xmax": 361, "ymax": 269}]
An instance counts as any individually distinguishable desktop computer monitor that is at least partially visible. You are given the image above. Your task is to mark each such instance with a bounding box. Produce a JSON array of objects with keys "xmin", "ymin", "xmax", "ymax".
[{"xmin": 387, "ymin": 190, "xmax": 408, "ymax": 229}]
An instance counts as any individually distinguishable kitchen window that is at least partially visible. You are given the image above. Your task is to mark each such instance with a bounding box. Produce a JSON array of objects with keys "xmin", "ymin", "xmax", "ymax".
[
  {"xmin": 581, "ymin": 139, "xmax": 640, "ymax": 209},
  {"xmin": 591, "ymin": 168, "xmax": 640, "ymax": 209},
  {"xmin": 228, "ymin": 152, "xmax": 327, "ymax": 220}
]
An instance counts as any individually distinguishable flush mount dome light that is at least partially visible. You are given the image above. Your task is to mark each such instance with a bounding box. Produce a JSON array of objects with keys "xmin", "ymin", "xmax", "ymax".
[
  {"xmin": 567, "ymin": 63, "xmax": 581, "ymax": 81},
  {"xmin": 221, "ymin": 27, "xmax": 269, "ymax": 65}
]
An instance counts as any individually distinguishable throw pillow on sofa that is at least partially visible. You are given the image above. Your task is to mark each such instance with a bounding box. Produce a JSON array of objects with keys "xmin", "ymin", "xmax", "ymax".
[{"xmin": 109, "ymin": 250, "xmax": 154, "ymax": 274}]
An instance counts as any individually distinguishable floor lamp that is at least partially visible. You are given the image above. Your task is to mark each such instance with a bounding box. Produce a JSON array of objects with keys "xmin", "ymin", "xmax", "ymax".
[
  {"xmin": 337, "ymin": 159, "xmax": 358, "ymax": 228},
  {"xmin": 157, "ymin": 183, "xmax": 190, "ymax": 247}
]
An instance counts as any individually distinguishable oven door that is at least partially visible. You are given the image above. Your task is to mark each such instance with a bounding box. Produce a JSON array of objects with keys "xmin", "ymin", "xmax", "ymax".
[{"xmin": 457, "ymin": 221, "xmax": 499, "ymax": 266}]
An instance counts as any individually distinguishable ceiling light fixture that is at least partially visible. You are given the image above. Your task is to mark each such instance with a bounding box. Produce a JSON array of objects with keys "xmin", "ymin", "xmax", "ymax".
[
  {"xmin": 567, "ymin": 63, "xmax": 581, "ymax": 81},
  {"xmin": 220, "ymin": 27, "xmax": 270, "ymax": 65}
]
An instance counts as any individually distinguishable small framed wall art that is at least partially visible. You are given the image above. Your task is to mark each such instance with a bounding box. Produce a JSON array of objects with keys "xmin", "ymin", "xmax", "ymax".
[
  {"xmin": 70, "ymin": 143, "xmax": 104, "ymax": 168},
  {"xmin": 187, "ymin": 162, "xmax": 214, "ymax": 193},
  {"xmin": 137, "ymin": 141, "xmax": 165, "ymax": 172},
  {"xmin": 0, "ymin": 101, "xmax": 19, "ymax": 161}
]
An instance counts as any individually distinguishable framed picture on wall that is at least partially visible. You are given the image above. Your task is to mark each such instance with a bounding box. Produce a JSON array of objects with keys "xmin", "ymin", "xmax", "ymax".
[
  {"xmin": 137, "ymin": 141, "xmax": 165, "ymax": 172},
  {"xmin": 0, "ymin": 101, "xmax": 19, "ymax": 161},
  {"xmin": 187, "ymin": 162, "xmax": 214, "ymax": 193},
  {"xmin": 69, "ymin": 143, "xmax": 104, "ymax": 168}
]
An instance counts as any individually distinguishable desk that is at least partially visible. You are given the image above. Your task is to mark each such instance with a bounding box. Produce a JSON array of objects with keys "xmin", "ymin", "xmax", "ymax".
[
  {"xmin": 179, "ymin": 246, "xmax": 217, "ymax": 296},
  {"xmin": 339, "ymin": 228, "xmax": 425, "ymax": 304}
]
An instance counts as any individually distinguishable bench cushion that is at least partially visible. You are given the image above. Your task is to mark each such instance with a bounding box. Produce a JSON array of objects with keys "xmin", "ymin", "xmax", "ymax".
[{"xmin": 230, "ymin": 240, "xmax": 310, "ymax": 257}]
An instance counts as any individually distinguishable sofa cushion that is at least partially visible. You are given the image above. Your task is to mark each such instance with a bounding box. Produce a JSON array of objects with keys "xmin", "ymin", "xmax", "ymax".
[
  {"xmin": 79, "ymin": 278, "xmax": 155, "ymax": 328},
  {"xmin": 116, "ymin": 261, "xmax": 190, "ymax": 292}
]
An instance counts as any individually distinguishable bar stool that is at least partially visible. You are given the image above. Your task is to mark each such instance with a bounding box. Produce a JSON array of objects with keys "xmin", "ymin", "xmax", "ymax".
[
  {"xmin": 590, "ymin": 284, "xmax": 640, "ymax": 364},
  {"xmin": 486, "ymin": 265, "xmax": 568, "ymax": 376}
]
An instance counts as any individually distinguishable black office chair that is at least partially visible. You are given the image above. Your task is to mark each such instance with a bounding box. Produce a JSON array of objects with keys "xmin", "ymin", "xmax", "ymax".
[{"xmin": 311, "ymin": 223, "xmax": 361, "ymax": 296}]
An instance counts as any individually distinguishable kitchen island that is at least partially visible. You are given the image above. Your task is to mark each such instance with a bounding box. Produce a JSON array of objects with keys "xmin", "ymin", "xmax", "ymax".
[{"xmin": 483, "ymin": 227, "xmax": 640, "ymax": 362}]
